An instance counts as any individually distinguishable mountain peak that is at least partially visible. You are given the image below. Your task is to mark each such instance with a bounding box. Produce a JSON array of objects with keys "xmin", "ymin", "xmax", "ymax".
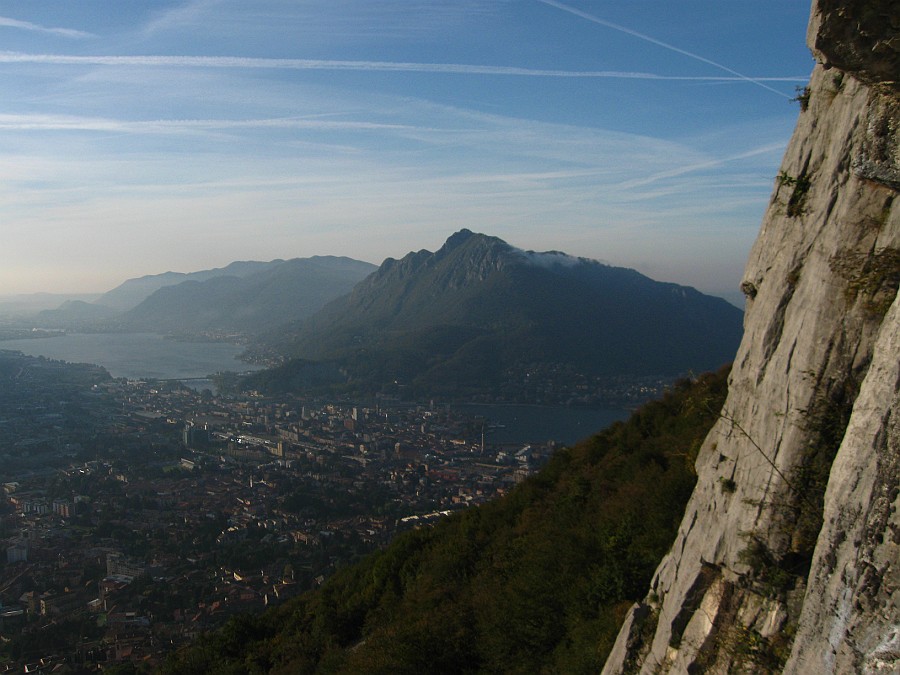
[
  {"xmin": 443, "ymin": 228, "xmax": 476, "ymax": 249},
  {"xmin": 439, "ymin": 229, "xmax": 507, "ymax": 255},
  {"xmin": 276, "ymin": 231, "xmax": 743, "ymax": 393}
]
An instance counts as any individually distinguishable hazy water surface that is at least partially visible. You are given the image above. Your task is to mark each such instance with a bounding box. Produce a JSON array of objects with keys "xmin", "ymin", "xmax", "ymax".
[{"xmin": 0, "ymin": 333, "xmax": 262, "ymax": 380}]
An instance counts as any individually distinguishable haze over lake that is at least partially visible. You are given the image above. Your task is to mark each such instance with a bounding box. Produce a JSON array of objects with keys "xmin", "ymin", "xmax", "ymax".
[{"xmin": 0, "ymin": 333, "xmax": 262, "ymax": 381}]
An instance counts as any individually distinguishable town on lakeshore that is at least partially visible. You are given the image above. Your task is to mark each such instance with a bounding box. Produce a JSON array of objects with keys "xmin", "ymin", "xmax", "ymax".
[{"xmin": 0, "ymin": 350, "xmax": 662, "ymax": 670}]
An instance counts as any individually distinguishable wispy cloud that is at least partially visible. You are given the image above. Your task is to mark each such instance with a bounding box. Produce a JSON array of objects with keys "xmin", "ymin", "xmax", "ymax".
[
  {"xmin": 0, "ymin": 113, "xmax": 419, "ymax": 134},
  {"xmin": 537, "ymin": 0, "xmax": 793, "ymax": 98},
  {"xmin": 137, "ymin": 0, "xmax": 508, "ymax": 43},
  {"xmin": 0, "ymin": 52, "xmax": 806, "ymax": 82},
  {"xmin": 0, "ymin": 16, "xmax": 95, "ymax": 39},
  {"xmin": 0, "ymin": 1, "xmax": 810, "ymax": 297},
  {"xmin": 140, "ymin": 0, "xmax": 223, "ymax": 37}
]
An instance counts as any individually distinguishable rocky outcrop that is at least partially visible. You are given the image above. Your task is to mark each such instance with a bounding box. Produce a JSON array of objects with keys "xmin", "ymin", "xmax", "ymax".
[{"xmin": 602, "ymin": 2, "xmax": 899, "ymax": 673}]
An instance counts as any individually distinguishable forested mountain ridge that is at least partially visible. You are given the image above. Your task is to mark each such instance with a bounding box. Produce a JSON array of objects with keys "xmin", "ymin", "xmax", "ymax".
[
  {"xmin": 254, "ymin": 230, "xmax": 742, "ymax": 398},
  {"xmin": 163, "ymin": 367, "xmax": 729, "ymax": 674}
]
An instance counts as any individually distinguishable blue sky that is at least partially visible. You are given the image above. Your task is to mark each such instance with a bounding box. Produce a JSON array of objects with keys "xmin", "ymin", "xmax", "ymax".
[{"xmin": 0, "ymin": 1, "xmax": 813, "ymax": 301}]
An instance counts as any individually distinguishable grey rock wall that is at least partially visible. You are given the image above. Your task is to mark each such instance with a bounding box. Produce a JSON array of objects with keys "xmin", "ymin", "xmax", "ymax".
[
  {"xmin": 787, "ymin": 269, "xmax": 900, "ymax": 674},
  {"xmin": 602, "ymin": 1, "xmax": 899, "ymax": 672}
]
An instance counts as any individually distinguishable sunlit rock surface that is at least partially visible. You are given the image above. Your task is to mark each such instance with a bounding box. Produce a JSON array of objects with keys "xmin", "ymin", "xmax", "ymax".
[{"xmin": 602, "ymin": 1, "xmax": 899, "ymax": 672}]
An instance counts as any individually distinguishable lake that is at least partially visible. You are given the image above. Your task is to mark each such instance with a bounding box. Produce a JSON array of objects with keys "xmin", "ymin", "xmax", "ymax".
[
  {"xmin": 0, "ymin": 332, "xmax": 262, "ymax": 381},
  {"xmin": 1, "ymin": 332, "xmax": 629, "ymax": 443}
]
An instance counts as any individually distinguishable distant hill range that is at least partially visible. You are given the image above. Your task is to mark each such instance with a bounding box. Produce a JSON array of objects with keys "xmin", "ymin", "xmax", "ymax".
[
  {"xmin": 250, "ymin": 230, "xmax": 743, "ymax": 398},
  {"xmin": 96, "ymin": 259, "xmax": 288, "ymax": 311},
  {"xmin": 0, "ymin": 293, "xmax": 102, "ymax": 317},
  {"xmin": 34, "ymin": 257, "xmax": 377, "ymax": 335},
  {"xmin": 34, "ymin": 300, "xmax": 120, "ymax": 326},
  {"xmin": 117, "ymin": 257, "xmax": 377, "ymax": 334}
]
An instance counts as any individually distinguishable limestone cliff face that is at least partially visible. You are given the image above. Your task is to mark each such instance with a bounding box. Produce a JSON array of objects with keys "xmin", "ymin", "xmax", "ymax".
[{"xmin": 602, "ymin": 2, "xmax": 899, "ymax": 673}]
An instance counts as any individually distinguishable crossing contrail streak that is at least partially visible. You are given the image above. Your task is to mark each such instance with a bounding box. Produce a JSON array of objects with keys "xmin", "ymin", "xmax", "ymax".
[
  {"xmin": 536, "ymin": 0, "xmax": 792, "ymax": 99},
  {"xmin": 0, "ymin": 52, "xmax": 805, "ymax": 83},
  {"xmin": 0, "ymin": 15, "xmax": 95, "ymax": 38}
]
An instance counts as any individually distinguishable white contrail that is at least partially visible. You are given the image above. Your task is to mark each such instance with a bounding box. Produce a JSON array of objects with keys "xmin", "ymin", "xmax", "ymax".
[
  {"xmin": 0, "ymin": 113, "xmax": 417, "ymax": 134},
  {"xmin": 0, "ymin": 52, "xmax": 805, "ymax": 82},
  {"xmin": 616, "ymin": 142, "xmax": 787, "ymax": 191},
  {"xmin": 536, "ymin": 0, "xmax": 793, "ymax": 99},
  {"xmin": 0, "ymin": 16, "xmax": 94, "ymax": 39}
]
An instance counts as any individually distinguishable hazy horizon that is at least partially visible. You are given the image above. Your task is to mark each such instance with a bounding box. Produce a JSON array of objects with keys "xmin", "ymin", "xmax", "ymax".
[
  {"xmin": 1, "ymin": 1, "xmax": 811, "ymax": 300},
  {"xmin": 0, "ymin": 238, "xmax": 748, "ymax": 309}
]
